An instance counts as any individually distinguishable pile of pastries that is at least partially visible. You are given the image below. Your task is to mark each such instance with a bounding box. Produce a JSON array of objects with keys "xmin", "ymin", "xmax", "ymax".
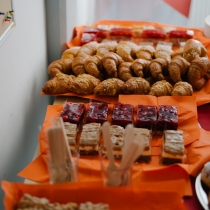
[{"xmin": 42, "ymin": 39, "xmax": 210, "ymax": 96}]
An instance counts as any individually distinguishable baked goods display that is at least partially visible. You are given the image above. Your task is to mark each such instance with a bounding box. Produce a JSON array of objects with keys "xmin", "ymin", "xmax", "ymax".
[
  {"xmin": 42, "ymin": 38, "xmax": 210, "ymax": 96},
  {"xmin": 17, "ymin": 193, "xmax": 109, "ymax": 210},
  {"xmin": 161, "ymin": 130, "xmax": 185, "ymax": 165}
]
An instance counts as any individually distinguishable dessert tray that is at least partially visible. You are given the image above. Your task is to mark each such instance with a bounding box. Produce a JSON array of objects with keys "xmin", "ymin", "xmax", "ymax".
[{"xmin": 195, "ymin": 173, "xmax": 208, "ymax": 210}]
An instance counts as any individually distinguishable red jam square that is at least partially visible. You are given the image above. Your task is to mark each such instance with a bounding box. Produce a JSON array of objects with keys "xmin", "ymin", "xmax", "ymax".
[
  {"xmin": 136, "ymin": 105, "xmax": 157, "ymax": 130},
  {"xmin": 60, "ymin": 102, "xmax": 86, "ymax": 125},
  {"xmin": 80, "ymin": 33, "xmax": 97, "ymax": 46},
  {"xmin": 109, "ymin": 28, "xmax": 133, "ymax": 37},
  {"xmin": 86, "ymin": 102, "xmax": 109, "ymax": 124},
  {"xmin": 142, "ymin": 29, "xmax": 166, "ymax": 39},
  {"xmin": 169, "ymin": 30, "xmax": 194, "ymax": 39},
  {"xmin": 156, "ymin": 105, "xmax": 178, "ymax": 131},
  {"xmin": 112, "ymin": 103, "xmax": 134, "ymax": 127},
  {"xmin": 83, "ymin": 27, "xmax": 107, "ymax": 37}
]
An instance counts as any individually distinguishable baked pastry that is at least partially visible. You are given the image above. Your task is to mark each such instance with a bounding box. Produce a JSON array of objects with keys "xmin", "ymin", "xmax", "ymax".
[
  {"xmin": 122, "ymin": 77, "xmax": 150, "ymax": 94},
  {"xmin": 134, "ymin": 128, "xmax": 152, "ymax": 163},
  {"xmin": 171, "ymin": 48, "xmax": 184, "ymax": 59},
  {"xmin": 63, "ymin": 122, "xmax": 78, "ymax": 149},
  {"xmin": 156, "ymin": 105, "xmax": 178, "ymax": 132},
  {"xmin": 96, "ymin": 41, "xmax": 118, "ymax": 57},
  {"xmin": 168, "ymin": 56, "xmax": 190, "ymax": 83},
  {"xmin": 61, "ymin": 46, "xmax": 81, "ymax": 60},
  {"xmin": 183, "ymin": 39, "xmax": 208, "ymax": 62},
  {"xmin": 154, "ymin": 46, "xmax": 173, "ymax": 63},
  {"xmin": 42, "ymin": 73, "xmax": 75, "ymax": 94},
  {"xmin": 102, "ymin": 125, "xmax": 125, "ymax": 157},
  {"xmin": 112, "ymin": 103, "xmax": 134, "ymax": 127},
  {"xmin": 187, "ymin": 57, "xmax": 210, "ymax": 90},
  {"xmin": 94, "ymin": 78, "xmax": 124, "ymax": 96},
  {"xmin": 78, "ymin": 41, "xmax": 99, "ymax": 56},
  {"xmin": 79, "ymin": 123, "xmax": 101, "ymax": 155},
  {"xmin": 79, "ymin": 202, "xmax": 109, "ymax": 210},
  {"xmin": 70, "ymin": 74, "xmax": 100, "ymax": 95},
  {"xmin": 84, "ymin": 55, "xmax": 104, "ymax": 79},
  {"xmin": 136, "ymin": 105, "xmax": 157, "ymax": 130},
  {"xmin": 131, "ymin": 58, "xmax": 150, "ymax": 77},
  {"xmin": 171, "ymin": 81, "xmax": 193, "ymax": 96},
  {"xmin": 72, "ymin": 52, "xmax": 90, "ymax": 76},
  {"xmin": 149, "ymin": 58, "xmax": 168, "ymax": 80},
  {"xmin": 201, "ymin": 162, "xmax": 210, "ymax": 188},
  {"xmin": 149, "ymin": 80, "xmax": 173, "ymax": 96},
  {"xmin": 116, "ymin": 41, "xmax": 137, "ymax": 62},
  {"xmin": 161, "ymin": 130, "xmax": 184, "ymax": 165},
  {"xmin": 118, "ymin": 62, "xmax": 133, "ymax": 81},
  {"xmin": 102, "ymin": 52, "xmax": 123, "ymax": 78},
  {"xmin": 169, "ymin": 30, "xmax": 194, "ymax": 46},
  {"xmin": 48, "ymin": 59, "xmax": 73, "ymax": 77},
  {"xmin": 60, "ymin": 102, "xmax": 86, "ymax": 125},
  {"xmin": 135, "ymin": 45, "xmax": 155, "ymax": 60},
  {"xmin": 86, "ymin": 102, "xmax": 109, "ymax": 124}
]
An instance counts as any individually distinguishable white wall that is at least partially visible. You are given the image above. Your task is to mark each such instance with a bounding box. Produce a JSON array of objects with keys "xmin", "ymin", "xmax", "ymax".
[{"xmin": 0, "ymin": 0, "xmax": 50, "ymax": 208}]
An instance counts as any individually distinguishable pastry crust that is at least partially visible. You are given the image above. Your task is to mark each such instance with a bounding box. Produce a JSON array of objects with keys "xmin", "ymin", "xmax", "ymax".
[
  {"xmin": 149, "ymin": 80, "xmax": 172, "ymax": 96},
  {"xmin": 63, "ymin": 122, "xmax": 77, "ymax": 146},
  {"xmin": 154, "ymin": 46, "xmax": 173, "ymax": 62},
  {"xmin": 135, "ymin": 45, "xmax": 155, "ymax": 61},
  {"xmin": 122, "ymin": 77, "xmax": 150, "ymax": 94},
  {"xmin": 96, "ymin": 41, "xmax": 118, "ymax": 57},
  {"xmin": 118, "ymin": 62, "xmax": 133, "ymax": 81},
  {"xmin": 94, "ymin": 78, "xmax": 124, "ymax": 96},
  {"xmin": 131, "ymin": 58, "xmax": 150, "ymax": 77},
  {"xmin": 78, "ymin": 41, "xmax": 99, "ymax": 56},
  {"xmin": 171, "ymin": 81, "xmax": 193, "ymax": 96},
  {"xmin": 61, "ymin": 46, "xmax": 81, "ymax": 60}
]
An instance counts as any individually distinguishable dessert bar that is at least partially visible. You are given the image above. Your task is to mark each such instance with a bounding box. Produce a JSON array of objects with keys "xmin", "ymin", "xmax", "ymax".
[
  {"xmin": 60, "ymin": 102, "xmax": 86, "ymax": 125},
  {"xmin": 63, "ymin": 122, "xmax": 77, "ymax": 149},
  {"xmin": 112, "ymin": 103, "xmax": 134, "ymax": 127},
  {"xmin": 102, "ymin": 125, "xmax": 125, "ymax": 158},
  {"xmin": 79, "ymin": 123, "xmax": 101, "ymax": 155},
  {"xmin": 136, "ymin": 105, "xmax": 157, "ymax": 130},
  {"xmin": 161, "ymin": 130, "xmax": 184, "ymax": 165},
  {"xmin": 86, "ymin": 102, "xmax": 109, "ymax": 124},
  {"xmin": 134, "ymin": 128, "xmax": 152, "ymax": 163},
  {"xmin": 156, "ymin": 105, "xmax": 178, "ymax": 132}
]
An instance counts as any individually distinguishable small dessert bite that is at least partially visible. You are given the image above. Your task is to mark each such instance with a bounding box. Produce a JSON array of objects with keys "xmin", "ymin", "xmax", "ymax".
[
  {"xmin": 79, "ymin": 123, "xmax": 101, "ymax": 155},
  {"xmin": 63, "ymin": 122, "xmax": 78, "ymax": 149},
  {"xmin": 83, "ymin": 27, "xmax": 107, "ymax": 43},
  {"xmin": 102, "ymin": 125, "xmax": 125, "ymax": 158},
  {"xmin": 80, "ymin": 33, "xmax": 97, "ymax": 46},
  {"xmin": 60, "ymin": 102, "xmax": 86, "ymax": 125},
  {"xmin": 134, "ymin": 128, "xmax": 152, "ymax": 163},
  {"xmin": 112, "ymin": 103, "xmax": 134, "ymax": 127},
  {"xmin": 109, "ymin": 27, "xmax": 133, "ymax": 42},
  {"xmin": 161, "ymin": 130, "xmax": 184, "ymax": 165},
  {"xmin": 136, "ymin": 105, "xmax": 157, "ymax": 130},
  {"xmin": 201, "ymin": 162, "xmax": 210, "ymax": 189},
  {"xmin": 141, "ymin": 29, "xmax": 166, "ymax": 44},
  {"xmin": 156, "ymin": 105, "xmax": 178, "ymax": 133},
  {"xmin": 86, "ymin": 102, "xmax": 109, "ymax": 124}
]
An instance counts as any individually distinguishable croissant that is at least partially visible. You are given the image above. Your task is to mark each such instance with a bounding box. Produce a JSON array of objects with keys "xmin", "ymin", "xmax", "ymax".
[
  {"xmin": 72, "ymin": 52, "xmax": 90, "ymax": 76},
  {"xmin": 96, "ymin": 41, "xmax": 118, "ymax": 57},
  {"xmin": 171, "ymin": 81, "xmax": 193, "ymax": 96},
  {"xmin": 78, "ymin": 41, "xmax": 99, "ymax": 56},
  {"xmin": 70, "ymin": 74, "xmax": 100, "ymax": 95},
  {"xmin": 187, "ymin": 57, "xmax": 210, "ymax": 90},
  {"xmin": 118, "ymin": 62, "xmax": 133, "ymax": 81},
  {"xmin": 154, "ymin": 46, "xmax": 173, "ymax": 62},
  {"xmin": 171, "ymin": 48, "xmax": 183, "ymax": 59},
  {"xmin": 116, "ymin": 41, "xmax": 137, "ymax": 62},
  {"xmin": 42, "ymin": 73, "xmax": 75, "ymax": 94},
  {"xmin": 168, "ymin": 57, "xmax": 190, "ymax": 83},
  {"xmin": 122, "ymin": 77, "xmax": 150, "ymax": 94},
  {"xmin": 47, "ymin": 59, "xmax": 73, "ymax": 77},
  {"xmin": 183, "ymin": 39, "xmax": 208, "ymax": 62},
  {"xmin": 131, "ymin": 59, "xmax": 150, "ymax": 77},
  {"xmin": 94, "ymin": 78, "xmax": 124, "ymax": 96},
  {"xmin": 135, "ymin": 45, "xmax": 155, "ymax": 60},
  {"xmin": 149, "ymin": 58, "xmax": 168, "ymax": 81},
  {"xmin": 84, "ymin": 55, "xmax": 104, "ymax": 79},
  {"xmin": 61, "ymin": 46, "xmax": 81, "ymax": 60},
  {"xmin": 149, "ymin": 80, "xmax": 172, "ymax": 96},
  {"xmin": 102, "ymin": 52, "xmax": 123, "ymax": 78}
]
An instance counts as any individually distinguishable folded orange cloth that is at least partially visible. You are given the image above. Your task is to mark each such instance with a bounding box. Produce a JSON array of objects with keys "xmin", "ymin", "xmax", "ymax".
[{"xmin": 2, "ymin": 179, "xmax": 187, "ymax": 210}]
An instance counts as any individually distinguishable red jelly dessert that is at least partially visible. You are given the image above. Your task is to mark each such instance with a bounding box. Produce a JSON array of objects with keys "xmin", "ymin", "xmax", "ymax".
[
  {"xmin": 142, "ymin": 29, "xmax": 166, "ymax": 39},
  {"xmin": 169, "ymin": 30, "xmax": 194, "ymax": 39},
  {"xmin": 112, "ymin": 103, "xmax": 134, "ymax": 127},
  {"xmin": 80, "ymin": 33, "xmax": 97, "ymax": 46},
  {"xmin": 83, "ymin": 27, "xmax": 107, "ymax": 38},
  {"xmin": 156, "ymin": 105, "xmax": 178, "ymax": 131},
  {"xmin": 60, "ymin": 102, "xmax": 86, "ymax": 125},
  {"xmin": 109, "ymin": 28, "xmax": 133, "ymax": 37},
  {"xmin": 86, "ymin": 102, "xmax": 109, "ymax": 124},
  {"xmin": 136, "ymin": 105, "xmax": 157, "ymax": 130}
]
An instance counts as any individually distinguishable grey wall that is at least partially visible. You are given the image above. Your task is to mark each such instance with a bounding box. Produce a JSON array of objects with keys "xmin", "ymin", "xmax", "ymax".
[{"xmin": 0, "ymin": 0, "xmax": 50, "ymax": 208}]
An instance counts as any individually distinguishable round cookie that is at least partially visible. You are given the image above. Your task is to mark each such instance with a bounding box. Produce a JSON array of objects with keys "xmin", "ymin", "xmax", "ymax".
[{"xmin": 201, "ymin": 162, "xmax": 210, "ymax": 188}]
